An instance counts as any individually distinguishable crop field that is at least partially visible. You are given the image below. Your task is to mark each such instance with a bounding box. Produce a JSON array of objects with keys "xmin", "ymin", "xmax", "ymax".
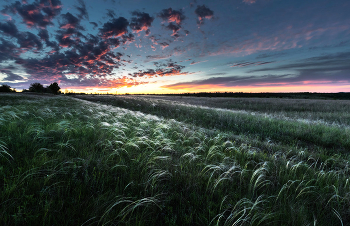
[{"xmin": 1, "ymin": 93, "xmax": 350, "ymax": 225}]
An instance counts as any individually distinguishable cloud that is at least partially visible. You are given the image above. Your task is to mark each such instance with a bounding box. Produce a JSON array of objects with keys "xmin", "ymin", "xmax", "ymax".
[
  {"xmin": 0, "ymin": 20, "xmax": 43, "ymax": 52},
  {"xmin": 163, "ymin": 51, "xmax": 350, "ymax": 90},
  {"xmin": 0, "ymin": 20, "xmax": 18, "ymax": 37},
  {"xmin": 75, "ymin": 0, "xmax": 89, "ymax": 20},
  {"xmin": 145, "ymin": 54, "xmax": 171, "ymax": 62},
  {"xmin": 61, "ymin": 76, "xmax": 147, "ymax": 89},
  {"xmin": 207, "ymin": 72, "xmax": 227, "ymax": 76},
  {"xmin": 0, "ymin": 69, "xmax": 24, "ymax": 81},
  {"xmin": 159, "ymin": 42, "xmax": 169, "ymax": 49},
  {"xmin": 190, "ymin": 60, "xmax": 208, "ymax": 65},
  {"xmin": 230, "ymin": 61, "xmax": 275, "ymax": 67},
  {"xmin": 0, "ymin": 38, "xmax": 20, "ymax": 62},
  {"xmin": 243, "ymin": 0, "xmax": 257, "ymax": 4},
  {"xmin": 89, "ymin": 22, "xmax": 98, "ymax": 29},
  {"xmin": 17, "ymin": 31, "xmax": 43, "ymax": 51},
  {"xmin": 163, "ymin": 52, "xmax": 350, "ymax": 90},
  {"xmin": 100, "ymin": 17, "xmax": 129, "ymax": 39},
  {"xmin": 158, "ymin": 8, "xmax": 185, "ymax": 24},
  {"xmin": 249, "ymin": 51, "xmax": 350, "ymax": 74},
  {"xmin": 194, "ymin": 5, "xmax": 214, "ymax": 26},
  {"xmin": 0, "ymin": 0, "xmax": 192, "ymax": 90},
  {"xmin": 60, "ymin": 12, "xmax": 84, "ymax": 30},
  {"xmin": 161, "ymin": 75, "xmax": 288, "ymax": 89},
  {"xmin": 129, "ymin": 60, "xmax": 188, "ymax": 78},
  {"xmin": 1, "ymin": 0, "xmax": 62, "ymax": 28},
  {"xmin": 130, "ymin": 11, "xmax": 154, "ymax": 33},
  {"xmin": 106, "ymin": 9, "xmax": 115, "ymax": 18},
  {"xmin": 38, "ymin": 29, "xmax": 49, "ymax": 42},
  {"xmin": 158, "ymin": 8, "xmax": 186, "ymax": 36},
  {"xmin": 256, "ymin": 52, "xmax": 287, "ymax": 59}
]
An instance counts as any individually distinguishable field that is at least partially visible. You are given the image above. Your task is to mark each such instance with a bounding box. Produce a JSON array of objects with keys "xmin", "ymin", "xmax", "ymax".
[{"xmin": 1, "ymin": 93, "xmax": 350, "ymax": 225}]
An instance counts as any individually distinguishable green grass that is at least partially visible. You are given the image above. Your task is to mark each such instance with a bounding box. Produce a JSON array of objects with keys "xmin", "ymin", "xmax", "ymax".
[
  {"xmin": 123, "ymin": 95, "xmax": 350, "ymax": 126},
  {"xmin": 1, "ymin": 93, "xmax": 350, "ymax": 225},
  {"xmin": 74, "ymin": 95, "xmax": 350, "ymax": 152}
]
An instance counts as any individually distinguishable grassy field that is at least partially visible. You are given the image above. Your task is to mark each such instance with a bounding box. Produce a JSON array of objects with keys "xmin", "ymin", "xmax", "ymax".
[{"xmin": 1, "ymin": 93, "xmax": 350, "ymax": 225}]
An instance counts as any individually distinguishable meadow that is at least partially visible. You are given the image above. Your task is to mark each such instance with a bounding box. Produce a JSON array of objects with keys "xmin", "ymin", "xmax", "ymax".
[{"xmin": 1, "ymin": 93, "xmax": 350, "ymax": 225}]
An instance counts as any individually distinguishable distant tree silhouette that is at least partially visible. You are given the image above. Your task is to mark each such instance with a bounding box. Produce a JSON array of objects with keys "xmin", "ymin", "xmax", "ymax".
[
  {"xmin": 29, "ymin": 83, "xmax": 44, "ymax": 93},
  {"xmin": 48, "ymin": 82, "xmax": 61, "ymax": 95},
  {"xmin": 0, "ymin": 84, "xmax": 16, "ymax": 92}
]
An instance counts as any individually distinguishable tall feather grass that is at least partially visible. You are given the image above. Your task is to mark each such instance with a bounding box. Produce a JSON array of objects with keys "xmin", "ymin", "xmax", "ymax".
[{"xmin": 1, "ymin": 93, "xmax": 350, "ymax": 225}]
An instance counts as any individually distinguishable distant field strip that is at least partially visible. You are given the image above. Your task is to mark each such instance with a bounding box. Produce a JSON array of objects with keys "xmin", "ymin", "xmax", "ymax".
[
  {"xmin": 135, "ymin": 95, "xmax": 350, "ymax": 126},
  {"xmin": 135, "ymin": 96, "xmax": 350, "ymax": 128},
  {"xmin": 1, "ymin": 93, "xmax": 350, "ymax": 225},
  {"xmin": 74, "ymin": 95, "xmax": 350, "ymax": 152}
]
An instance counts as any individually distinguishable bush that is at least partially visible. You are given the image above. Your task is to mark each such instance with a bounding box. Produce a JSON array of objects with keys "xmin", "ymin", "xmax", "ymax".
[
  {"xmin": 48, "ymin": 82, "xmax": 61, "ymax": 95},
  {"xmin": 28, "ymin": 82, "xmax": 61, "ymax": 94},
  {"xmin": 29, "ymin": 83, "xmax": 44, "ymax": 93},
  {"xmin": 0, "ymin": 84, "xmax": 16, "ymax": 92}
]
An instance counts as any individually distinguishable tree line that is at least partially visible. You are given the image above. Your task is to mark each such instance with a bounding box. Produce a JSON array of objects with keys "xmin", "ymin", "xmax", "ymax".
[{"xmin": 0, "ymin": 82, "xmax": 61, "ymax": 95}]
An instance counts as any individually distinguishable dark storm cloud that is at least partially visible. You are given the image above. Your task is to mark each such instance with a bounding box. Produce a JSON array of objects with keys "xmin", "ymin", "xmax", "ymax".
[
  {"xmin": 194, "ymin": 5, "xmax": 214, "ymax": 26},
  {"xmin": 130, "ymin": 11, "xmax": 154, "ymax": 33},
  {"xmin": 89, "ymin": 22, "xmax": 98, "ymax": 29},
  {"xmin": 75, "ymin": 0, "xmax": 89, "ymax": 20},
  {"xmin": 0, "ymin": 69, "xmax": 23, "ymax": 81},
  {"xmin": 0, "ymin": 20, "xmax": 18, "ymax": 37},
  {"xmin": 158, "ymin": 8, "xmax": 186, "ymax": 36},
  {"xmin": 100, "ymin": 17, "xmax": 129, "ymax": 39},
  {"xmin": 1, "ymin": 0, "xmax": 62, "ymax": 28}
]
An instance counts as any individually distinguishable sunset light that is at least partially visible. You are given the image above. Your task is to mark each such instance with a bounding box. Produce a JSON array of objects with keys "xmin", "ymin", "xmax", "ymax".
[{"xmin": 0, "ymin": 0, "xmax": 349, "ymax": 93}]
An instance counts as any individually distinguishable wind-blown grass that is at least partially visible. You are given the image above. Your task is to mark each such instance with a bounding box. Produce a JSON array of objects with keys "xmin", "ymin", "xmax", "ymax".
[
  {"xmin": 1, "ymin": 93, "xmax": 350, "ymax": 225},
  {"xmin": 74, "ymin": 95, "xmax": 350, "ymax": 152}
]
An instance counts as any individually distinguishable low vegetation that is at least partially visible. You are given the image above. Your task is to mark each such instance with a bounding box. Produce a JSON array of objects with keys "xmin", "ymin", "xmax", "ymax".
[
  {"xmin": 0, "ymin": 84, "xmax": 16, "ymax": 92},
  {"xmin": 0, "ymin": 82, "xmax": 61, "ymax": 94},
  {"xmin": 1, "ymin": 93, "xmax": 350, "ymax": 225}
]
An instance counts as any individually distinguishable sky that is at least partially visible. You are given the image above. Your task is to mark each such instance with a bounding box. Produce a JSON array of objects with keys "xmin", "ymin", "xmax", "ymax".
[{"xmin": 0, "ymin": 0, "xmax": 350, "ymax": 94}]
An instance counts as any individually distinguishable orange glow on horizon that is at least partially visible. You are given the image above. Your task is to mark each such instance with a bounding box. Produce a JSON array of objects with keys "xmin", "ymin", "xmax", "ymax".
[{"xmin": 63, "ymin": 82, "xmax": 350, "ymax": 94}]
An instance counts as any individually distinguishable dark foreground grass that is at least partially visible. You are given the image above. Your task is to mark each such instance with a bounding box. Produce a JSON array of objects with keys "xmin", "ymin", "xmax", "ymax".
[{"xmin": 1, "ymin": 93, "xmax": 350, "ymax": 225}]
